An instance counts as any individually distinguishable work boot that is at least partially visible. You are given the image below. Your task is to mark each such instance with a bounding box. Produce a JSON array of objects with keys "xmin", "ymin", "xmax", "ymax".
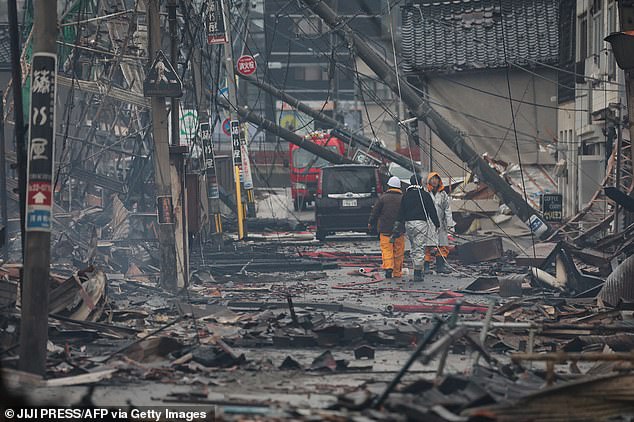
[
  {"xmin": 385, "ymin": 269, "xmax": 393, "ymax": 279},
  {"xmin": 436, "ymin": 257, "xmax": 451, "ymax": 274},
  {"xmin": 423, "ymin": 261, "xmax": 432, "ymax": 275},
  {"xmin": 411, "ymin": 269, "xmax": 423, "ymax": 282}
]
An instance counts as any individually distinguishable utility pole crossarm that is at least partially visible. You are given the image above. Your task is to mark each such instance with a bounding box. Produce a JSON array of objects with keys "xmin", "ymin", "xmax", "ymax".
[{"xmin": 300, "ymin": 0, "xmax": 551, "ymax": 237}]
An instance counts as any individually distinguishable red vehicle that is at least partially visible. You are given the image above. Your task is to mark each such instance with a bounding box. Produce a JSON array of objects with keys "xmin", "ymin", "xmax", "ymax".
[{"xmin": 289, "ymin": 131, "xmax": 345, "ymax": 211}]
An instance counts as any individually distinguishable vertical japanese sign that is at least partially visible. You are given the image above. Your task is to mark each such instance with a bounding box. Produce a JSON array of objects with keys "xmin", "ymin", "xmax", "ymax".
[
  {"xmin": 239, "ymin": 125, "xmax": 254, "ymax": 190},
  {"xmin": 230, "ymin": 120, "xmax": 242, "ymax": 167},
  {"xmin": 201, "ymin": 121, "xmax": 219, "ymax": 199},
  {"xmin": 26, "ymin": 53, "xmax": 57, "ymax": 232},
  {"xmin": 206, "ymin": 0, "xmax": 227, "ymax": 45}
]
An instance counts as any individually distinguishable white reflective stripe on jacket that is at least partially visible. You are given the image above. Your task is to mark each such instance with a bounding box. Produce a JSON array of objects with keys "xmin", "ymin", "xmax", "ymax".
[{"xmin": 429, "ymin": 189, "xmax": 454, "ymax": 247}]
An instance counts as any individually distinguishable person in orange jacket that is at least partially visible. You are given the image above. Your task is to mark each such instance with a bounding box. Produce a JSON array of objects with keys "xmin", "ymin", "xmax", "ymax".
[
  {"xmin": 425, "ymin": 172, "xmax": 455, "ymax": 274},
  {"xmin": 368, "ymin": 176, "xmax": 405, "ymax": 278}
]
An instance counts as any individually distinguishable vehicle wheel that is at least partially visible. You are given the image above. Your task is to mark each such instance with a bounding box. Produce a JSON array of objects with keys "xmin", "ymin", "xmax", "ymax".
[{"xmin": 316, "ymin": 231, "xmax": 327, "ymax": 241}]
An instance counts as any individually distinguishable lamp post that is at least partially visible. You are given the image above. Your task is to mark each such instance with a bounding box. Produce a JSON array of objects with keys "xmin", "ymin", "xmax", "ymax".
[
  {"xmin": 605, "ymin": 31, "xmax": 634, "ymax": 70},
  {"xmin": 605, "ymin": 31, "xmax": 634, "ymax": 232}
]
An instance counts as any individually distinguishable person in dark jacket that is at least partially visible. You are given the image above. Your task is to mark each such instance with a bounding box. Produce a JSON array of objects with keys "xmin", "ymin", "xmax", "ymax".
[
  {"xmin": 393, "ymin": 174, "xmax": 440, "ymax": 282},
  {"xmin": 368, "ymin": 176, "xmax": 404, "ymax": 279}
]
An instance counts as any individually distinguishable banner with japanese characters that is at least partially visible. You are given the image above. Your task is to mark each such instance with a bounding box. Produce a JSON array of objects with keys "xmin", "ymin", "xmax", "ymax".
[
  {"xmin": 230, "ymin": 120, "xmax": 242, "ymax": 167},
  {"xmin": 206, "ymin": 0, "xmax": 227, "ymax": 44},
  {"xmin": 201, "ymin": 120, "xmax": 220, "ymax": 199},
  {"xmin": 25, "ymin": 53, "xmax": 57, "ymax": 232},
  {"xmin": 239, "ymin": 125, "xmax": 254, "ymax": 190}
]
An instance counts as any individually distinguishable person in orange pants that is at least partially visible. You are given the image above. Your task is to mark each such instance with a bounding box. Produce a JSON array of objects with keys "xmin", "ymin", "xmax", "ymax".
[
  {"xmin": 424, "ymin": 246, "xmax": 450, "ymax": 270},
  {"xmin": 381, "ymin": 231, "xmax": 405, "ymax": 278},
  {"xmin": 368, "ymin": 176, "xmax": 405, "ymax": 278}
]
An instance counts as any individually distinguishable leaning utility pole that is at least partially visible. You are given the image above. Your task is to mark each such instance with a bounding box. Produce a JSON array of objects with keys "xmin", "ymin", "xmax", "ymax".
[
  {"xmin": 222, "ymin": 0, "xmax": 246, "ymax": 240},
  {"xmin": 19, "ymin": 0, "xmax": 57, "ymax": 375},
  {"xmin": 147, "ymin": 0, "xmax": 178, "ymax": 291},
  {"xmin": 301, "ymin": 0, "xmax": 552, "ymax": 238},
  {"xmin": 231, "ymin": 105, "xmax": 354, "ymax": 165},
  {"xmin": 239, "ymin": 74, "xmax": 423, "ymax": 174},
  {"xmin": 167, "ymin": 0, "xmax": 188, "ymax": 288}
]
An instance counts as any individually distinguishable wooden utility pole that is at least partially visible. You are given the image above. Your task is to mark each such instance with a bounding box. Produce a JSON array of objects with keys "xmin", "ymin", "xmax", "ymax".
[
  {"xmin": 167, "ymin": 0, "xmax": 188, "ymax": 288},
  {"xmin": 7, "ymin": 0, "xmax": 26, "ymax": 253},
  {"xmin": 19, "ymin": 0, "xmax": 57, "ymax": 375},
  {"xmin": 191, "ymin": 32, "xmax": 222, "ymax": 240},
  {"xmin": 222, "ymin": 0, "xmax": 246, "ymax": 240},
  {"xmin": 0, "ymin": 92, "xmax": 8, "ymax": 260},
  {"xmin": 147, "ymin": 0, "xmax": 178, "ymax": 291},
  {"xmin": 301, "ymin": 0, "xmax": 553, "ymax": 238}
]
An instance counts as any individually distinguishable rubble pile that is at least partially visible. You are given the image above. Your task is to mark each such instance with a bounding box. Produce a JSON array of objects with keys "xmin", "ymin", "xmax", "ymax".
[{"xmin": 2, "ymin": 201, "xmax": 634, "ymax": 421}]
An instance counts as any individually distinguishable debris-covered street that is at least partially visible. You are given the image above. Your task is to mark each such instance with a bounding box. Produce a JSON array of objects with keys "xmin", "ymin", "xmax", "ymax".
[
  {"xmin": 3, "ymin": 189, "xmax": 634, "ymax": 420},
  {"xmin": 3, "ymin": 0, "xmax": 634, "ymax": 420}
]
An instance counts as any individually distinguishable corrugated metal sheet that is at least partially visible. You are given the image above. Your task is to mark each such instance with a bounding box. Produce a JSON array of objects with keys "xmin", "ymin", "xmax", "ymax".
[{"xmin": 598, "ymin": 255, "xmax": 634, "ymax": 307}]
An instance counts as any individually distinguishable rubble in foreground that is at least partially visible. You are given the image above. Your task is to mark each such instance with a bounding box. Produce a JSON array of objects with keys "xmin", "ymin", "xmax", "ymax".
[{"xmin": 2, "ymin": 194, "xmax": 634, "ymax": 421}]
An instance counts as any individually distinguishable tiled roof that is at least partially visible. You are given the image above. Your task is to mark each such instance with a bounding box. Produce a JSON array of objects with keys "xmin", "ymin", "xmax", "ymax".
[{"xmin": 401, "ymin": 0, "xmax": 559, "ymax": 73}]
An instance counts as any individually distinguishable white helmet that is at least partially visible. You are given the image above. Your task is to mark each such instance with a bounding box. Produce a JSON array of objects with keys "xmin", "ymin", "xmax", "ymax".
[{"xmin": 387, "ymin": 176, "xmax": 401, "ymax": 188}]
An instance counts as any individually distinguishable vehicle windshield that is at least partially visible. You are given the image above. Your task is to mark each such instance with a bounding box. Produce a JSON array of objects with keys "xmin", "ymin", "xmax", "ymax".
[
  {"xmin": 389, "ymin": 164, "xmax": 414, "ymax": 180},
  {"xmin": 323, "ymin": 168, "xmax": 376, "ymax": 194},
  {"xmin": 292, "ymin": 146, "xmax": 339, "ymax": 169}
]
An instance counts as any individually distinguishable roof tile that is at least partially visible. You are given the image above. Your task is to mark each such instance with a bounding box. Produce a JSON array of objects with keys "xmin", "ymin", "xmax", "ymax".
[{"xmin": 401, "ymin": 0, "xmax": 560, "ymax": 73}]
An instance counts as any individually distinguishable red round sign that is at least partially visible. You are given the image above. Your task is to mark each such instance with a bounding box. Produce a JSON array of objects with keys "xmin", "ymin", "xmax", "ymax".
[
  {"xmin": 236, "ymin": 55, "xmax": 257, "ymax": 76},
  {"xmin": 222, "ymin": 118, "xmax": 231, "ymax": 136}
]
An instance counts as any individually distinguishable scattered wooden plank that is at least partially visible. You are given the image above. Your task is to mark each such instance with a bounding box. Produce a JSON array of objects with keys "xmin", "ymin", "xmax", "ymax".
[{"xmin": 45, "ymin": 369, "xmax": 118, "ymax": 387}]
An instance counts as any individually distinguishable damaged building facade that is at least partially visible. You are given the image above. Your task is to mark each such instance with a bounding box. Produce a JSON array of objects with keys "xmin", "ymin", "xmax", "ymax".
[
  {"xmin": 557, "ymin": 0, "xmax": 629, "ymax": 226},
  {"xmin": 401, "ymin": 0, "xmax": 559, "ymax": 182}
]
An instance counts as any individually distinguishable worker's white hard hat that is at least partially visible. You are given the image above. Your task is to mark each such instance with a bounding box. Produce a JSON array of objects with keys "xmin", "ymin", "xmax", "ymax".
[{"xmin": 387, "ymin": 176, "xmax": 401, "ymax": 188}]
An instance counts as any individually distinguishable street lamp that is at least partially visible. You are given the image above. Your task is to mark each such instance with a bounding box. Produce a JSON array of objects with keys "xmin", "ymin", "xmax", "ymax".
[{"xmin": 605, "ymin": 31, "xmax": 634, "ymax": 70}]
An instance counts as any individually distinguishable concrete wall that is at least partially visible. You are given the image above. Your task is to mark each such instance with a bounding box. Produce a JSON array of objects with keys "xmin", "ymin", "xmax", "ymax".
[
  {"xmin": 420, "ymin": 68, "xmax": 558, "ymax": 178},
  {"xmin": 557, "ymin": 100, "xmax": 578, "ymax": 218}
]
